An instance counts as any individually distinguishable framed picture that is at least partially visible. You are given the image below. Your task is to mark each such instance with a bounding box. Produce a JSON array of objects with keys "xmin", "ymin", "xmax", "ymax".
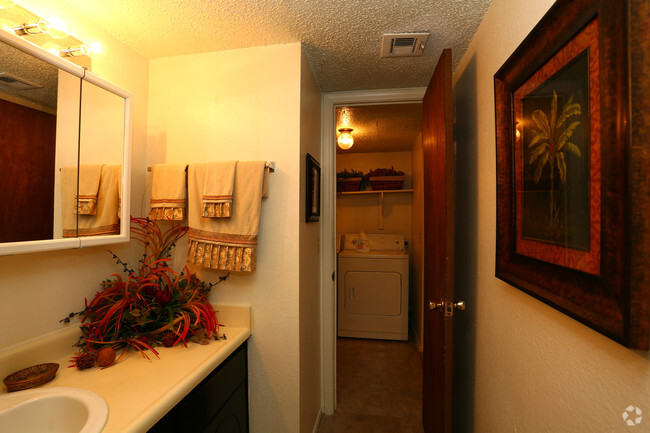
[
  {"xmin": 306, "ymin": 153, "xmax": 320, "ymax": 223},
  {"xmin": 495, "ymin": 0, "xmax": 650, "ymax": 349}
]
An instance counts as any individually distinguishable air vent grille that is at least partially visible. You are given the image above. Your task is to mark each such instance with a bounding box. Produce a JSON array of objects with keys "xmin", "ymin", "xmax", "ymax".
[
  {"xmin": 0, "ymin": 73, "xmax": 41, "ymax": 90},
  {"xmin": 381, "ymin": 33, "xmax": 429, "ymax": 58}
]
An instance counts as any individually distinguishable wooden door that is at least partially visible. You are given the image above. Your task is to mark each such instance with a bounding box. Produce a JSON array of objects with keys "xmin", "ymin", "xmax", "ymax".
[
  {"xmin": 422, "ymin": 48, "xmax": 455, "ymax": 433},
  {"xmin": 0, "ymin": 98, "xmax": 56, "ymax": 242}
]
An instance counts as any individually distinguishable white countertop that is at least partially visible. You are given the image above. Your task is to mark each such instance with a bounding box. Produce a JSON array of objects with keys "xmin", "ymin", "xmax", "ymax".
[{"xmin": 0, "ymin": 305, "xmax": 251, "ymax": 433}]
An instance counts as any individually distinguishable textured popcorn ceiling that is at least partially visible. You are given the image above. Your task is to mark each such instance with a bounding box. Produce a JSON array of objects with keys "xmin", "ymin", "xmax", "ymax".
[
  {"xmin": 0, "ymin": 41, "xmax": 58, "ymax": 111},
  {"xmin": 61, "ymin": 0, "xmax": 492, "ymax": 92}
]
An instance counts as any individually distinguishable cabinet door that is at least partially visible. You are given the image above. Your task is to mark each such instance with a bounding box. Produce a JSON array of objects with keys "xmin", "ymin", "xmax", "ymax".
[
  {"xmin": 344, "ymin": 270, "xmax": 403, "ymax": 315},
  {"xmin": 201, "ymin": 382, "xmax": 249, "ymax": 433}
]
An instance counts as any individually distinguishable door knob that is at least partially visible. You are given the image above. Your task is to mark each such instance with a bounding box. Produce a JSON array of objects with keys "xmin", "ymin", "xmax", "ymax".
[{"xmin": 428, "ymin": 300, "xmax": 466, "ymax": 317}]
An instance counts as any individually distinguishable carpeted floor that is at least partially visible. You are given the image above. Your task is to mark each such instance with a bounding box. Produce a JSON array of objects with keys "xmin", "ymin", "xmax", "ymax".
[{"xmin": 318, "ymin": 337, "xmax": 424, "ymax": 433}]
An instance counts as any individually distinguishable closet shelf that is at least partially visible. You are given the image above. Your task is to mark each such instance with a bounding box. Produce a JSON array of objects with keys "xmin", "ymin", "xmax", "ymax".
[
  {"xmin": 338, "ymin": 189, "xmax": 414, "ymax": 195},
  {"xmin": 337, "ymin": 189, "xmax": 414, "ymax": 230}
]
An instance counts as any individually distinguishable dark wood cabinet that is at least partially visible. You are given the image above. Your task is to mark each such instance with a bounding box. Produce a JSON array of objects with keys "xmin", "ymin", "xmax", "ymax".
[{"xmin": 149, "ymin": 342, "xmax": 248, "ymax": 433}]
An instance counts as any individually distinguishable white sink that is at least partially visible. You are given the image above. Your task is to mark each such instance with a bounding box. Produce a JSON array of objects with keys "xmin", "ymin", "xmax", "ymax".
[{"xmin": 0, "ymin": 387, "xmax": 108, "ymax": 433}]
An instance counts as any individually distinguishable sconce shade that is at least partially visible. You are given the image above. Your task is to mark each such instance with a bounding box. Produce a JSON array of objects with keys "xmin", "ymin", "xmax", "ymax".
[{"xmin": 337, "ymin": 128, "xmax": 354, "ymax": 150}]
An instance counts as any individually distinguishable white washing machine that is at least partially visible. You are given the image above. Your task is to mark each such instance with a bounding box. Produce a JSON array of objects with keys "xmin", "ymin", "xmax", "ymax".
[{"xmin": 337, "ymin": 233, "xmax": 409, "ymax": 341}]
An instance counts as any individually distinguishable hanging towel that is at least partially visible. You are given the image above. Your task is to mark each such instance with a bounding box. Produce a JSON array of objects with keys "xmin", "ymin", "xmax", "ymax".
[
  {"xmin": 149, "ymin": 163, "xmax": 187, "ymax": 221},
  {"xmin": 61, "ymin": 166, "xmax": 78, "ymax": 238},
  {"xmin": 188, "ymin": 161, "xmax": 266, "ymax": 272},
  {"xmin": 202, "ymin": 161, "xmax": 237, "ymax": 218},
  {"xmin": 75, "ymin": 164, "xmax": 103, "ymax": 215},
  {"xmin": 78, "ymin": 165, "xmax": 121, "ymax": 237}
]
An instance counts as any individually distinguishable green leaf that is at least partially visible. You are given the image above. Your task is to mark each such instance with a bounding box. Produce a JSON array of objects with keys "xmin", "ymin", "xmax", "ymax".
[
  {"xmin": 556, "ymin": 99, "xmax": 582, "ymax": 129},
  {"xmin": 557, "ymin": 121, "xmax": 581, "ymax": 151},
  {"xmin": 528, "ymin": 130, "xmax": 549, "ymax": 149},
  {"xmin": 533, "ymin": 152, "xmax": 549, "ymax": 183},
  {"xmin": 531, "ymin": 109, "xmax": 551, "ymax": 135},
  {"xmin": 565, "ymin": 142, "xmax": 582, "ymax": 158},
  {"xmin": 529, "ymin": 142, "xmax": 549, "ymax": 165}
]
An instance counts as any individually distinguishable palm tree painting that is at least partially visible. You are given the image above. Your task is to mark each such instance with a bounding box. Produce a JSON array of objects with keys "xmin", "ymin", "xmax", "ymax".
[
  {"xmin": 520, "ymin": 50, "xmax": 590, "ymax": 251},
  {"xmin": 528, "ymin": 91, "xmax": 582, "ymax": 227}
]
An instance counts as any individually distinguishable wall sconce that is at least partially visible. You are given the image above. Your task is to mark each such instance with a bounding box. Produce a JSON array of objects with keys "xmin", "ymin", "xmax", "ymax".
[
  {"xmin": 337, "ymin": 128, "xmax": 354, "ymax": 150},
  {"xmin": 59, "ymin": 44, "xmax": 90, "ymax": 57},
  {"xmin": 11, "ymin": 20, "xmax": 48, "ymax": 35}
]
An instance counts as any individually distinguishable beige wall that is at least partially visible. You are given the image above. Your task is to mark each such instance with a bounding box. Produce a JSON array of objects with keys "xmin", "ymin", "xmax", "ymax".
[
  {"xmin": 298, "ymin": 49, "xmax": 322, "ymax": 433},
  {"xmin": 148, "ymin": 43, "xmax": 306, "ymax": 433},
  {"xmin": 0, "ymin": 1, "xmax": 149, "ymax": 349},
  {"xmin": 452, "ymin": 0, "xmax": 650, "ymax": 431},
  {"xmin": 336, "ymin": 151, "xmax": 413, "ymax": 239}
]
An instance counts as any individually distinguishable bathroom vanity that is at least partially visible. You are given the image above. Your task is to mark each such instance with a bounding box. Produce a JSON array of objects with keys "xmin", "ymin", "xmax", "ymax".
[
  {"xmin": 149, "ymin": 343, "xmax": 248, "ymax": 433},
  {"xmin": 0, "ymin": 305, "xmax": 251, "ymax": 433}
]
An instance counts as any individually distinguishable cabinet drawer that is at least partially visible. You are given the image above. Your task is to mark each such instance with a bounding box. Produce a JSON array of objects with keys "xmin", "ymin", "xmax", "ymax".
[
  {"xmin": 149, "ymin": 342, "xmax": 248, "ymax": 433},
  {"xmin": 201, "ymin": 382, "xmax": 248, "ymax": 433},
  {"xmin": 177, "ymin": 344, "xmax": 248, "ymax": 430}
]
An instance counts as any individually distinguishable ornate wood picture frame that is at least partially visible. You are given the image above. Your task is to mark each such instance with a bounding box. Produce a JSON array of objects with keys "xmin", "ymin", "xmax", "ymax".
[
  {"xmin": 306, "ymin": 153, "xmax": 320, "ymax": 223},
  {"xmin": 494, "ymin": 0, "xmax": 650, "ymax": 349}
]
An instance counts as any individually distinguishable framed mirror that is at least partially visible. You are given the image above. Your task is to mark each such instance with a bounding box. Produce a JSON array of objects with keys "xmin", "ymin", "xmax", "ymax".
[{"xmin": 0, "ymin": 28, "xmax": 131, "ymax": 255}]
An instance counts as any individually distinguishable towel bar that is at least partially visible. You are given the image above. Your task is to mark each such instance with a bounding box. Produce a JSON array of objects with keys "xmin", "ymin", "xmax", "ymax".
[{"xmin": 146, "ymin": 161, "xmax": 276, "ymax": 173}]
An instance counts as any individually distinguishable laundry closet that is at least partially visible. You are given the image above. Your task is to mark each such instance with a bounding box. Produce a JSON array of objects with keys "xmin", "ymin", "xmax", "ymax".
[{"xmin": 335, "ymin": 103, "xmax": 424, "ymax": 348}]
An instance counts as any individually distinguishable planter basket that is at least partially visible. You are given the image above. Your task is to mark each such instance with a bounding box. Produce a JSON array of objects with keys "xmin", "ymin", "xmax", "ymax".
[
  {"xmin": 369, "ymin": 175, "xmax": 404, "ymax": 191},
  {"xmin": 337, "ymin": 177, "xmax": 362, "ymax": 192}
]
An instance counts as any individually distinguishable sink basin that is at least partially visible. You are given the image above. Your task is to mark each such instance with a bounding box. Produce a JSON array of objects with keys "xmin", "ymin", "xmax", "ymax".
[{"xmin": 0, "ymin": 387, "xmax": 108, "ymax": 433}]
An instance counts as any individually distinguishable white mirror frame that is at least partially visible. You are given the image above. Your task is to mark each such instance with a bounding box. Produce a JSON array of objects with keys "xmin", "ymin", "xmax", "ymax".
[{"xmin": 0, "ymin": 29, "xmax": 132, "ymax": 255}]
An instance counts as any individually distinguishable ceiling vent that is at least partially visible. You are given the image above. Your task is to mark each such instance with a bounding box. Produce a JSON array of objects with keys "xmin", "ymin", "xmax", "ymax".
[
  {"xmin": 381, "ymin": 32, "xmax": 429, "ymax": 58},
  {"xmin": 0, "ymin": 72, "xmax": 41, "ymax": 90}
]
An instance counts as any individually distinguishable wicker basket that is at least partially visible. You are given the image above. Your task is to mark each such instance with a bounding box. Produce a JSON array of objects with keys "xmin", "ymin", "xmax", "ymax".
[
  {"xmin": 369, "ymin": 175, "xmax": 404, "ymax": 191},
  {"xmin": 337, "ymin": 177, "xmax": 362, "ymax": 192},
  {"xmin": 3, "ymin": 363, "xmax": 59, "ymax": 392}
]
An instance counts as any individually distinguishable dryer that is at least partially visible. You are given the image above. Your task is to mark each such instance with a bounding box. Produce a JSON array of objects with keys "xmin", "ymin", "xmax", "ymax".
[{"xmin": 337, "ymin": 233, "xmax": 409, "ymax": 341}]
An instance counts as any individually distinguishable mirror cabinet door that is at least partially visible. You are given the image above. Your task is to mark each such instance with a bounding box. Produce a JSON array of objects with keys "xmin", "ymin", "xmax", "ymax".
[
  {"xmin": 77, "ymin": 79, "xmax": 126, "ymax": 238},
  {"xmin": 0, "ymin": 28, "xmax": 131, "ymax": 255},
  {"xmin": 0, "ymin": 39, "xmax": 80, "ymax": 243}
]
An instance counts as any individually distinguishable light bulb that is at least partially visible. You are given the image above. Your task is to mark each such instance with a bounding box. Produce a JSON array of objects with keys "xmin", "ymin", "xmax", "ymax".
[
  {"xmin": 60, "ymin": 44, "xmax": 90, "ymax": 57},
  {"xmin": 88, "ymin": 42, "xmax": 103, "ymax": 55},
  {"xmin": 44, "ymin": 15, "xmax": 69, "ymax": 39},
  {"xmin": 12, "ymin": 20, "xmax": 48, "ymax": 35},
  {"xmin": 337, "ymin": 128, "xmax": 354, "ymax": 150}
]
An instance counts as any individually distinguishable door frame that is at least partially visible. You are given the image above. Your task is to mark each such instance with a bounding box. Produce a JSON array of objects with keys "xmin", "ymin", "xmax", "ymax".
[{"xmin": 320, "ymin": 88, "xmax": 427, "ymax": 414}]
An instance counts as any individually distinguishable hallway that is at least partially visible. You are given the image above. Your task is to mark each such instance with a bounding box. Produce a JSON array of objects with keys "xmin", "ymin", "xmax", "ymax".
[{"xmin": 318, "ymin": 337, "xmax": 424, "ymax": 432}]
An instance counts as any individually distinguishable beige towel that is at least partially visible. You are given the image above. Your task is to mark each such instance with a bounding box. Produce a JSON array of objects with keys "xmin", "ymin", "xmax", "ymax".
[
  {"xmin": 202, "ymin": 161, "xmax": 237, "ymax": 218},
  {"xmin": 61, "ymin": 166, "xmax": 78, "ymax": 238},
  {"xmin": 76, "ymin": 164, "xmax": 103, "ymax": 215},
  {"xmin": 149, "ymin": 163, "xmax": 187, "ymax": 221},
  {"xmin": 78, "ymin": 165, "xmax": 121, "ymax": 237},
  {"xmin": 188, "ymin": 161, "xmax": 266, "ymax": 272}
]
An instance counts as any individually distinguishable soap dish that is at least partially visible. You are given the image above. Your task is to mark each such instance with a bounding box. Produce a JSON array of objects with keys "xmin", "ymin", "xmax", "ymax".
[{"xmin": 3, "ymin": 363, "xmax": 59, "ymax": 392}]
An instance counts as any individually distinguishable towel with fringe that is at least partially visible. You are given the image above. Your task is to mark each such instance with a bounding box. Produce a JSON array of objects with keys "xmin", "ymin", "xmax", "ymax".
[
  {"xmin": 202, "ymin": 161, "xmax": 237, "ymax": 218},
  {"xmin": 188, "ymin": 161, "xmax": 266, "ymax": 272},
  {"xmin": 76, "ymin": 164, "xmax": 103, "ymax": 215},
  {"xmin": 77, "ymin": 164, "xmax": 121, "ymax": 237},
  {"xmin": 149, "ymin": 163, "xmax": 187, "ymax": 221},
  {"xmin": 61, "ymin": 166, "xmax": 78, "ymax": 238}
]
